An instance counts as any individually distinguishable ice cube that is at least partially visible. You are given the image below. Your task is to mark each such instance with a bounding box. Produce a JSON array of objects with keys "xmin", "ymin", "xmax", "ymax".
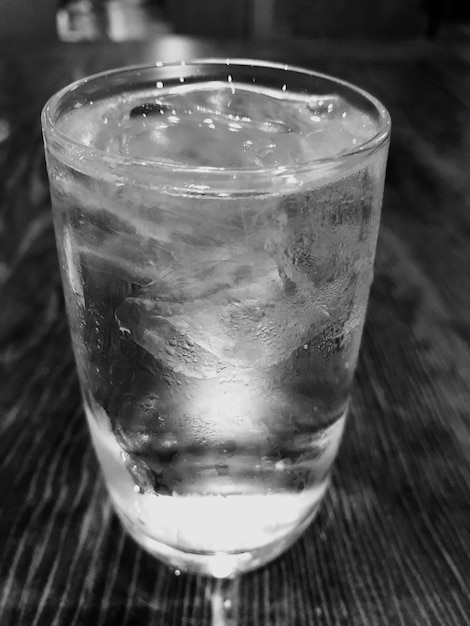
[
  {"xmin": 119, "ymin": 89, "xmax": 339, "ymax": 168},
  {"xmin": 60, "ymin": 81, "xmax": 379, "ymax": 171},
  {"xmin": 117, "ymin": 249, "xmax": 329, "ymax": 373},
  {"xmin": 269, "ymin": 169, "xmax": 376, "ymax": 299},
  {"xmin": 118, "ymin": 88, "xmax": 378, "ymax": 167},
  {"xmin": 116, "ymin": 298, "xmax": 221, "ymax": 378}
]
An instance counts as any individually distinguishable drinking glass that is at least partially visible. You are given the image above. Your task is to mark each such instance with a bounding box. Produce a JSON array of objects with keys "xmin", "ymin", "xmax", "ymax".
[{"xmin": 42, "ymin": 60, "xmax": 390, "ymax": 578}]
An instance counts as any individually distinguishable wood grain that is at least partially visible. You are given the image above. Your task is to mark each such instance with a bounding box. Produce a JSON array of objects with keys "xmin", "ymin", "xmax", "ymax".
[{"xmin": 0, "ymin": 35, "xmax": 469, "ymax": 625}]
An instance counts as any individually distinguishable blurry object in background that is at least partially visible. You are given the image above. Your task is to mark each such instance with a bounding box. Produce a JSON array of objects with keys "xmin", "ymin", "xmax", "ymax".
[
  {"xmin": 0, "ymin": 0, "xmax": 58, "ymax": 42},
  {"xmin": 251, "ymin": 0, "xmax": 276, "ymax": 39},
  {"xmin": 57, "ymin": 0, "xmax": 109, "ymax": 42},
  {"xmin": 56, "ymin": 0, "xmax": 171, "ymax": 42},
  {"xmin": 168, "ymin": 0, "xmax": 250, "ymax": 38},
  {"xmin": 106, "ymin": 0, "xmax": 170, "ymax": 41}
]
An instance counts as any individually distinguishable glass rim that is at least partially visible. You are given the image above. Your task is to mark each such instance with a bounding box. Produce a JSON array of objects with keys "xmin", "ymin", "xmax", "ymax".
[{"xmin": 42, "ymin": 58, "xmax": 391, "ymax": 180}]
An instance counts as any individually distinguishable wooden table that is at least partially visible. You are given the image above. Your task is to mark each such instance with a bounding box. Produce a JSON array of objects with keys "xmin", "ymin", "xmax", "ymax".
[{"xmin": 0, "ymin": 34, "xmax": 469, "ymax": 625}]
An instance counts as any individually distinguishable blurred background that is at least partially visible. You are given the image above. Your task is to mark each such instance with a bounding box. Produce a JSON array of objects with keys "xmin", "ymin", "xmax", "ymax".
[{"xmin": 0, "ymin": 0, "xmax": 469, "ymax": 43}]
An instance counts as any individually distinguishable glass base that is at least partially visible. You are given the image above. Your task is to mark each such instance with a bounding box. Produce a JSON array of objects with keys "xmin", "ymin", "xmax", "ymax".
[{"xmin": 115, "ymin": 500, "xmax": 322, "ymax": 577}]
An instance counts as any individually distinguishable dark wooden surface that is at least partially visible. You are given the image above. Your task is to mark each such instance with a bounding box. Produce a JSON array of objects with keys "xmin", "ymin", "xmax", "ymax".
[{"xmin": 1, "ymin": 33, "xmax": 470, "ymax": 625}]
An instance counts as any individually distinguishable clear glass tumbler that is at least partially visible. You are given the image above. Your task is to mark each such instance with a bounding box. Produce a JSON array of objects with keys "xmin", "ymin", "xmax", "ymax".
[{"xmin": 42, "ymin": 60, "xmax": 390, "ymax": 578}]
